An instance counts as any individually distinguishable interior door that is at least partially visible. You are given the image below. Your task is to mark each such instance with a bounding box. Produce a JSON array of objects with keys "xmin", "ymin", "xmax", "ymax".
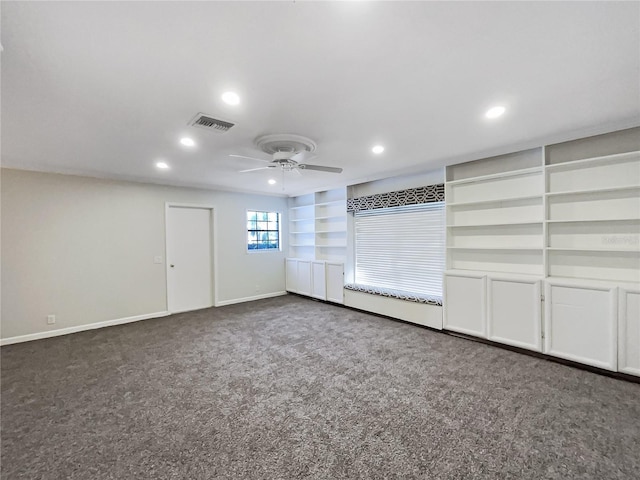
[{"xmin": 166, "ymin": 206, "xmax": 213, "ymax": 313}]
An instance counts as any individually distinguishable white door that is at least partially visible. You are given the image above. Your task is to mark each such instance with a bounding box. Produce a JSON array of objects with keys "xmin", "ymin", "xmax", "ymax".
[{"xmin": 166, "ymin": 206, "xmax": 213, "ymax": 313}]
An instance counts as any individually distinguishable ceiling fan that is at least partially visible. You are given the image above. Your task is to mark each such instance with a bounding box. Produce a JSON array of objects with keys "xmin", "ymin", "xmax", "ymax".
[{"xmin": 230, "ymin": 134, "xmax": 343, "ymax": 175}]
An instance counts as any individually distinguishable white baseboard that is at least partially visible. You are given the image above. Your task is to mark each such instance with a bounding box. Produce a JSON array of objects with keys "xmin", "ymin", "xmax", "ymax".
[
  {"xmin": 0, "ymin": 311, "xmax": 170, "ymax": 346},
  {"xmin": 215, "ymin": 291, "xmax": 287, "ymax": 307}
]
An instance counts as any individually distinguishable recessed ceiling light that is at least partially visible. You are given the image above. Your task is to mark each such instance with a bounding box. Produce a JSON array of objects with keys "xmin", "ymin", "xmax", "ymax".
[
  {"xmin": 372, "ymin": 145, "xmax": 385, "ymax": 154},
  {"xmin": 180, "ymin": 137, "xmax": 195, "ymax": 147},
  {"xmin": 222, "ymin": 91, "xmax": 240, "ymax": 106},
  {"xmin": 156, "ymin": 161, "xmax": 169, "ymax": 170},
  {"xmin": 268, "ymin": 179, "xmax": 277, "ymax": 185},
  {"xmin": 485, "ymin": 106, "xmax": 506, "ymax": 119}
]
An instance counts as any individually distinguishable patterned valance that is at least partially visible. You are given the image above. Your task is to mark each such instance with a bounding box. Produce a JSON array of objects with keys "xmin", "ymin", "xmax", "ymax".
[{"xmin": 347, "ymin": 184, "xmax": 444, "ymax": 213}]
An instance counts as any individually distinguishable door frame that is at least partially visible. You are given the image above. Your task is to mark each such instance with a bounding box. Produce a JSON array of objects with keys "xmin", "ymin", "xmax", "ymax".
[{"xmin": 165, "ymin": 202, "xmax": 218, "ymax": 311}]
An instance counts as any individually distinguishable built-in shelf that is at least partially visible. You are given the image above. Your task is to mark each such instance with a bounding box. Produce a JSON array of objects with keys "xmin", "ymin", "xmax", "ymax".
[
  {"xmin": 447, "ymin": 220, "xmax": 543, "ymax": 228},
  {"xmin": 446, "ymin": 166, "xmax": 542, "ymax": 186},
  {"xmin": 545, "ymin": 148, "xmax": 639, "ymax": 283},
  {"xmin": 545, "ymin": 150, "xmax": 639, "ymax": 171},
  {"xmin": 546, "ymin": 218, "xmax": 640, "ymax": 224},
  {"xmin": 447, "ymin": 246, "xmax": 543, "ymax": 251},
  {"xmin": 547, "ymin": 247, "xmax": 639, "ymax": 253},
  {"xmin": 446, "ymin": 149, "xmax": 545, "ymax": 277},
  {"xmin": 289, "ymin": 204, "xmax": 315, "ymax": 211},
  {"xmin": 288, "ymin": 187, "xmax": 347, "ymax": 262},
  {"xmin": 545, "ymin": 185, "xmax": 640, "ymax": 197},
  {"xmin": 447, "ymin": 195, "xmax": 542, "ymax": 207},
  {"xmin": 315, "ymin": 200, "xmax": 345, "ymax": 207}
]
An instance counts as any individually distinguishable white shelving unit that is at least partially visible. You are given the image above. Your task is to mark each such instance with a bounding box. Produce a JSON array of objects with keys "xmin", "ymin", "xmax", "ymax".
[
  {"xmin": 287, "ymin": 188, "xmax": 347, "ymax": 262},
  {"xmin": 286, "ymin": 188, "xmax": 346, "ymax": 303},
  {"xmin": 288, "ymin": 193, "xmax": 315, "ymax": 260},
  {"xmin": 314, "ymin": 189, "xmax": 348, "ymax": 262},
  {"xmin": 446, "ymin": 149, "xmax": 544, "ymax": 277},
  {"xmin": 444, "ymin": 149, "xmax": 545, "ymax": 350},
  {"xmin": 545, "ymin": 150, "xmax": 640, "ymax": 284}
]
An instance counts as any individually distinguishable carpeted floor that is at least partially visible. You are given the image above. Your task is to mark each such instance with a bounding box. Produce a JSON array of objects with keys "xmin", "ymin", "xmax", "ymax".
[{"xmin": 1, "ymin": 295, "xmax": 639, "ymax": 479}]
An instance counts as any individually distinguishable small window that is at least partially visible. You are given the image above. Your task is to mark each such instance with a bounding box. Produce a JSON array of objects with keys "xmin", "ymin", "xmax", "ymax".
[{"xmin": 247, "ymin": 210, "xmax": 280, "ymax": 251}]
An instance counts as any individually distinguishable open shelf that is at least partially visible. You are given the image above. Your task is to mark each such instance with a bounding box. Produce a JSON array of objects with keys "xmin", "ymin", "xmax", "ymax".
[
  {"xmin": 288, "ymin": 187, "xmax": 347, "ymax": 262},
  {"xmin": 545, "ymin": 184, "xmax": 640, "ymax": 198},
  {"xmin": 446, "ymin": 166, "xmax": 542, "ymax": 186},
  {"xmin": 547, "ymin": 247, "xmax": 639, "ymax": 253},
  {"xmin": 447, "ymin": 221, "xmax": 542, "ymax": 228},
  {"xmin": 447, "ymin": 246, "xmax": 543, "ymax": 251},
  {"xmin": 447, "ymin": 194, "xmax": 541, "ymax": 207},
  {"xmin": 545, "ymin": 150, "xmax": 639, "ymax": 171}
]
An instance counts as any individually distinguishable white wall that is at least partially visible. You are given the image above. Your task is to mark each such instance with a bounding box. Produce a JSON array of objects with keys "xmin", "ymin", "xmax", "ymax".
[{"xmin": 1, "ymin": 169, "xmax": 289, "ymax": 340}]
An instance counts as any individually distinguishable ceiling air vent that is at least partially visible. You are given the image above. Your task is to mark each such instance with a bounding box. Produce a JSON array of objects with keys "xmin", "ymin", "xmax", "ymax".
[{"xmin": 189, "ymin": 113, "xmax": 235, "ymax": 133}]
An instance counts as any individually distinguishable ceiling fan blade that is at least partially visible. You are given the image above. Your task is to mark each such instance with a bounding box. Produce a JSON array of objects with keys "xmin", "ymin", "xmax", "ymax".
[
  {"xmin": 299, "ymin": 164, "xmax": 343, "ymax": 173},
  {"xmin": 290, "ymin": 151, "xmax": 315, "ymax": 163},
  {"xmin": 230, "ymin": 154, "xmax": 271, "ymax": 163},
  {"xmin": 291, "ymin": 167, "xmax": 303, "ymax": 176},
  {"xmin": 238, "ymin": 165, "xmax": 277, "ymax": 173}
]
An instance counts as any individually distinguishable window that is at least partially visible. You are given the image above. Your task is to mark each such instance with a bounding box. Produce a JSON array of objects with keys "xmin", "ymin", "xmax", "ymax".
[
  {"xmin": 354, "ymin": 202, "xmax": 445, "ymax": 296},
  {"xmin": 247, "ymin": 210, "xmax": 280, "ymax": 251}
]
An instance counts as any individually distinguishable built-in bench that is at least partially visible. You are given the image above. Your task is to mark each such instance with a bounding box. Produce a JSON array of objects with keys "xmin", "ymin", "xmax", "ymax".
[
  {"xmin": 344, "ymin": 284, "xmax": 442, "ymax": 306},
  {"xmin": 343, "ymin": 284, "xmax": 443, "ymax": 329}
]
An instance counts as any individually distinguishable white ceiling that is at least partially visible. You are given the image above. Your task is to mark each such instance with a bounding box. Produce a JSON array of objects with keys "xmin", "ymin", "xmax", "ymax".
[{"xmin": 2, "ymin": 1, "xmax": 639, "ymax": 197}]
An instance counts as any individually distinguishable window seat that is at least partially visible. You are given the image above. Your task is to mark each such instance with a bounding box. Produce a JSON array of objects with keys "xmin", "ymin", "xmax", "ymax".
[{"xmin": 344, "ymin": 284, "xmax": 442, "ymax": 306}]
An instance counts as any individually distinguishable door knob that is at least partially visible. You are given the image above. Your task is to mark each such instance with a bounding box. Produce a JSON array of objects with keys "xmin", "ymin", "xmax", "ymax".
[{"xmin": 170, "ymin": 264, "xmax": 175, "ymax": 268}]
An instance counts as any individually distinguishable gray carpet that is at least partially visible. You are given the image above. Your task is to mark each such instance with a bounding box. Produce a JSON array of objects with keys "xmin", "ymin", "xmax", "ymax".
[{"xmin": 1, "ymin": 295, "xmax": 639, "ymax": 479}]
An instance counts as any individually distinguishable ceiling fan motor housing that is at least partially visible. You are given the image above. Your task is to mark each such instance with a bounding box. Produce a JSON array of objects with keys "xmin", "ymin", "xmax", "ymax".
[{"xmin": 255, "ymin": 134, "xmax": 317, "ymax": 156}]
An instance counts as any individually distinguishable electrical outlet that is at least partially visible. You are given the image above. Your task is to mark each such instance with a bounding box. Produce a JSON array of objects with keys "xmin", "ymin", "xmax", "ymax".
[{"xmin": 47, "ymin": 315, "xmax": 56, "ymax": 325}]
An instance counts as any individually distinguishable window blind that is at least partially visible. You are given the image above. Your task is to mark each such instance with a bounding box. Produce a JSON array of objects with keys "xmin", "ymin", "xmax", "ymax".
[{"xmin": 354, "ymin": 202, "xmax": 445, "ymax": 296}]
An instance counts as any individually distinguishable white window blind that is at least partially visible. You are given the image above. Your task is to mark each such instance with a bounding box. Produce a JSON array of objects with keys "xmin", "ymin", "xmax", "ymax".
[{"xmin": 354, "ymin": 202, "xmax": 445, "ymax": 296}]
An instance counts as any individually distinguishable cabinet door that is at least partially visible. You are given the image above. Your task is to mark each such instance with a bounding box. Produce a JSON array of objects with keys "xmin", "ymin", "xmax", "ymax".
[
  {"xmin": 285, "ymin": 258, "xmax": 298, "ymax": 293},
  {"xmin": 619, "ymin": 288, "xmax": 640, "ymax": 376},
  {"xmin": 311, "ymin": 261, "xmax": 327, "ymax": 300},
  {"xmin": 544, "ymin": 282, "xmax": 617, "ymax": 371},
  {"xmin": 444, "ymin": 273, "xmax": 486, "ymax": 337},
  {"xmin": 487, "ymin": 278, "xmax": 542, "ymax": 352},
  {"xmin": 325, "ymin": 262, "xmax": 344, "ymax": 304},
  {"xmin": 296, "ymin": 260, "xmax": 312, "ymax": 297}
]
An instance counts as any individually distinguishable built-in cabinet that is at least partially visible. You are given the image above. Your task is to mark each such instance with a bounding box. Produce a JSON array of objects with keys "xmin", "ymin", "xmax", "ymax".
[
  {"xmin": 544, "ymin": 279, "xmax": 618, "ymax": 371},
  {"xmin": 287, "ymin": 188, "xmax": 346, "ymax": 303},
  {"xmin": 443, "ymin": 272, "xmax": 486, "ymax": 337},
  {"xmin": 488, "ymin": 276, "xmax": 542, "ymax": 352},
  {"xmin": 286, "ymin": 258, "xmax": 344, "ymax": 304},
  {"xmin": 444, "ymin": 127, "xmax": 640, "ymax": 375},
  {"xmin": 445, "ymin": 149, "xmax": 545, "ymax": 353}
]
